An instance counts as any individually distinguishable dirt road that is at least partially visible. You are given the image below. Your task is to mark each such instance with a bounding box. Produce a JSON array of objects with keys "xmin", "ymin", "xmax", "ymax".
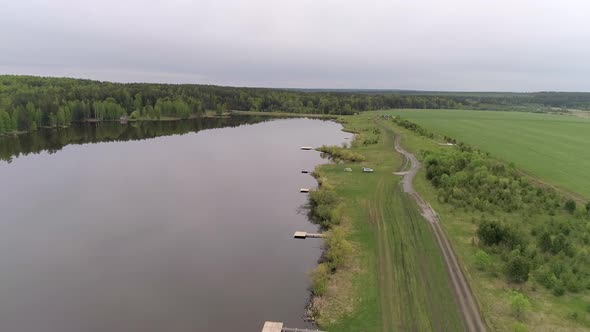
[{"xmin": 393, "ymin": 133, "xmax": 487, "ymax": 332}]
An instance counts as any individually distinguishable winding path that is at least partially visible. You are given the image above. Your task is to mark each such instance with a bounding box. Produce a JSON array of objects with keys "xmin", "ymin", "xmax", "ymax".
[{"xmin": 393, "ymin": 132, "xmax": 487, "ymax": 332}]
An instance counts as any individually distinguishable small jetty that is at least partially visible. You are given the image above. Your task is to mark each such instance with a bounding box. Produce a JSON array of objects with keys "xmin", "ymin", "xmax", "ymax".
[
  {"xmin": 293, "ymin": 231, "xmax": 324, "ymax": 239},
  {"xmin": 262, "ymin": 321, "xmax": 324, "ymax": 332},
  {"xmin": 300, "ymin": 146, "xmax": 313, "ymax": 150},
  {"xmin": 300, "ymin": 188, "xmax": 310, "ymax": 193}
]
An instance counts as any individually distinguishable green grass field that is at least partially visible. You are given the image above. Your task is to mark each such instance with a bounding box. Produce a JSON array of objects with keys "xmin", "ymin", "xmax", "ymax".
[
  {"xmin": 313, "ymin": 115, "xmax": 463, "ymax": 331},
  {"xmin": 381, "ymin": 109, "xmax": 590, "ymax": 199}
]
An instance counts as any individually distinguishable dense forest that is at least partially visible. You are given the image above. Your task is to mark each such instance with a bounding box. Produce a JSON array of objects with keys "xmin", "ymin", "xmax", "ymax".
[
  {"xmin": 0, "ymin": 75, "xmax": 461, "ymax": 135},
  {"xmin": 3, "ymin": 75, "xmax": 590, "ymax": 137}
]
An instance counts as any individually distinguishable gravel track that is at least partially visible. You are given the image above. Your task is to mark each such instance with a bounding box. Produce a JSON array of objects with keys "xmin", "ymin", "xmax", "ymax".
[{"xmin": 393, "ymin": 132, "xmax": 487, "ymax": 332}]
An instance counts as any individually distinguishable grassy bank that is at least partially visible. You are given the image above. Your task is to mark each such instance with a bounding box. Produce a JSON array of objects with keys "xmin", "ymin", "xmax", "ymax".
[
  {"xmin": 309, "ymin": 114, "xmax": 463, "ymax": 331},
  {"xmin": 374, "ymin": 110, "xmax": 590, "ymax": 331}
]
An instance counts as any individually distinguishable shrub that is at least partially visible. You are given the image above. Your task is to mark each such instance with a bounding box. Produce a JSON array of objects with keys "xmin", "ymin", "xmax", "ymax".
[
  {"xmin": 477, "ymin": 220, "xmax": 507, "ymax": 246},
  {"xmin": 309, "ymin": 263, "xmax": 330, "ymax": 296},
  {"xmin": 552, "ymin": 280, "xmax": 566, "ymax": 296},
  {"xmin": 510, "ymin": 291, "xmax": 531, "ymax": 319},
  {"xmin": 564, "ymin": 199, "xmax": 576, "ymax": 214},
  {"xmin": 308, "ymin": 189, "xmax": 340, "ymax": 228},
  {"xmin": 534, "ymin": 266, "xmax": 558, "ymax": 289},
  {"xmin": 325, "ymin": 227, "xmax": 352, "ymax": 270},
  {"xmin": 474, "ymin": 250, "xmax": 492, "ymax": 271},
  {"xmin": 129, "ymin": 110, "xmax": 140, "ymax": 119},
  {"xmin": 538, "ymin": 232, "xmax": 553, "ymax": 253},
  {"xmin": 477, "ymin": 219, "xmax": 524, "ymax": 249},
  {"xmin": 506, "ymin": 255, "xmax": 530, "ymax": 283},
  {"xmin": 316, "ymin": 145, "xmax": 365, "ymax": 162},
  {"xmin": 512, "ymin": 322, "xmax": 528, "ymax": 332}
]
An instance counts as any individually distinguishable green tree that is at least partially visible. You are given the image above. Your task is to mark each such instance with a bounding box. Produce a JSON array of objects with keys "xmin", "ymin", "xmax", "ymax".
[
  {"xmin": 133, "ymin": 93, "xmax": 142, "ymax": 111},
  {"xmin": 145, "ymin": 105, "xmax": 155, "ymax": 119},
  {"xmin": 0, "ymin": 111, "xmax": 5, "ymax": 135},
  {"xmin": 56, "ymin": 108, "xmax": 66, "ymax": 126},
  {"xmin": 586, "ymin": 202, "xmax": 590, "ymax": 214},
  {"xmin": 506, "ymin": 255, "xmax": 530, "ymax": 283},
  {"xmin": 129, "ymin": 110, "xmax": 140, "ymax": 119},
  {"xmin": 538, "ymin": 232, "xmax": 553, "ymax": 253},
  {"xmin": 564, "ymin": 199, "xmax": 576, "ymax": 214},
  {"xmin": 49, "ymin": 113, "xmax": 57, "ymax": 127},
  {"xmin": 11, "ymin": 108, "xmax": 19, "ymax": 131},
  {"xmin": 154, "ymin": 105, "xmax": 161, "ymax": 119}
]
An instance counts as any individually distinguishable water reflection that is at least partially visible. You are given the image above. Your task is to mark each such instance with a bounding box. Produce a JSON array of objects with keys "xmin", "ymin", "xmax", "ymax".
[{"xmin": 0, "ymin": 115, "xmax": 270, "ymax": 163}]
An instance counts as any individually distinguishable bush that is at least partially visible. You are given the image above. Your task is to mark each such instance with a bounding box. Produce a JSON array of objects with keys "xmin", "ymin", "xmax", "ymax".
[
  {"xmin": 512, "ymin": 322, "xmax": 528, "ymax": 332},
  {"xmin": 316, "ymin": 145, "xmax": 365, "ymax": 162},
  {"xmin": 534, "ymin": 266, "xmax": 558, "ymax": 289},
  {"xmin": 553, "ymin": 281, "xmax": 566, "ymax": 296},
  {"xmin": 506, "ymin": 255, "xmax": 530, "ymax": 283},
  {"xmin": 564, "ymin": 199, "xmax": 576, "ymax": 214},
  {"xmin": 308, "ymin": 187, "xmax": 341, "ymax": 228},
  {"xmin": 477, "ymin": 220, "xmax": 507, "ymax": 246},
  {"xmin": 538, "ymin": 232, "xmax": 553, "ymax": 253},
  {"xmin": 309, "ymin": 263, "xmax": 330, "ymax": 296},
  {"xmin": 477, "ymin": 219, "xmax": 524, "ymax": 249},
  {"xmin": 325, "ymin": 227, "xmax": 352, "ymax": 270},
  {"xmin": 474, "ymin": 250, "xmax": 492, "ymax": 271},
  {"xmin": 510, "ymin": 291, "xmax": 531, "ymax": 319},
  {"xmin": 129, "ymin": 110, "xmax": 140, "ymax": 119}
]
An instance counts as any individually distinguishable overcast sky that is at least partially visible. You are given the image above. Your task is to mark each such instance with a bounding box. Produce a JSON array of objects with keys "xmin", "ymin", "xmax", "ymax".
[{"xmin": 1, "ymin": 0, "xmax": 589, "ymax": 91}]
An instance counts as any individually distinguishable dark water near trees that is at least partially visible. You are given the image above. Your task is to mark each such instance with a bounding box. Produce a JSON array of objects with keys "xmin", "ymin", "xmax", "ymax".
[{"xmin": 0, "ymin": 116, "xmax": 350, "ymax": 331}]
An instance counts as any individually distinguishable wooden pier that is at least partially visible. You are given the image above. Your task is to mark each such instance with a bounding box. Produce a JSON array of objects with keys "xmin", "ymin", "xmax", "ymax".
[
  {"xmin": 293, "ymin": 231, "xmax": 323, "ymax": 239},
  {"xmin": 262, "ymin": 321, "xmax": 325, "ymax": 332}
]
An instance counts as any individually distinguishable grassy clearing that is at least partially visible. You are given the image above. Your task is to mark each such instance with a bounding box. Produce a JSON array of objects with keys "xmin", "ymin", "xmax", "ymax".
[
  {"xmin": 373, "ymin": 111, "xmax": 590, "ymax": 331},
  {"xmin": 382, "ymin": 109, "xmax": 590, "ymax": 199},
  {"xmin": 311, "ymin": 114, "xmax": 463, "ymax": 331}
]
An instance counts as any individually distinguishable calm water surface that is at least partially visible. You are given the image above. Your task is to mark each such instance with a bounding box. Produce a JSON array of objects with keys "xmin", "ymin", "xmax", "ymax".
[{"xmin": 0, "ymin": 117, "xmax": 350, "ymax": 331}]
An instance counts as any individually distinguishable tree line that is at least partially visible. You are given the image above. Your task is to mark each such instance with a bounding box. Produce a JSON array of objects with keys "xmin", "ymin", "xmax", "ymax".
[{"xmin": 0, "ymin": 75, "xmax": 463, "ymax": 135}]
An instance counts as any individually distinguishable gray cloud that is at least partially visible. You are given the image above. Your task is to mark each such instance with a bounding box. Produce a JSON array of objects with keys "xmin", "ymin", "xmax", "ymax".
[{"xmin": 1, "ymin": 0, "xmax": 589, "ymax": 91}]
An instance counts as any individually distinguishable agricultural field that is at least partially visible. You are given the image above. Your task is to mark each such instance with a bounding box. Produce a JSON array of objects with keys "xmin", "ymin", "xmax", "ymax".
[
  {"xmin": 382, "ymin": 109, "xmax": 590, "ymax": 199},
  {"xmin": 309, "ymin": 115, "xmax": 464, "ymax": 331}
]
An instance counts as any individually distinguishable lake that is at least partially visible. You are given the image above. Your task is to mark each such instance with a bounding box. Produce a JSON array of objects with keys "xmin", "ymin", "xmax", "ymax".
[{"xmin": 0, "ymin": 116, "xmax": 351, "ymax": 331}]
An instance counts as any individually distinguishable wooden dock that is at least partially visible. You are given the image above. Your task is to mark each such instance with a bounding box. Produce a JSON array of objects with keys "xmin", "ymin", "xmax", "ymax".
[
  {"xmin": 262, "ymin": 321, "xmax": 325, "ymax": 332},
  {"xmin": 262, "ymin": 321, "xmax": 283, "ymax": 332},
  {"xmin": 293, "ymin": 231, "xmax": 323, "ymax": 239}
]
